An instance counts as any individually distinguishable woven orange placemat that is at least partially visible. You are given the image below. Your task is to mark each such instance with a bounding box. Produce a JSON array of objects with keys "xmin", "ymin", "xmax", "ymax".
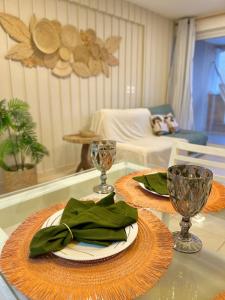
[
  {"xmin": 214, "ymin": 292, "xmax": 225, "ymax": 300},
  {"xmin": 0, "ymin": 204, "xmax": 173, "ymax": 300},
  {"xmin": 115, "ymin": 169, "xmax": 225, "ymax": 214}
]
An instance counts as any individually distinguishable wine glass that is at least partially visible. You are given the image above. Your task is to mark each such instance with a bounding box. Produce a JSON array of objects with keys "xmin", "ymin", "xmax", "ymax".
[
  {"xmin": 90, "ymin": 140, "xmax": 116, "ymax": 194},
  {"xmin": 167, "ymin": 165, "xmax": 213, "ymax": 253}
]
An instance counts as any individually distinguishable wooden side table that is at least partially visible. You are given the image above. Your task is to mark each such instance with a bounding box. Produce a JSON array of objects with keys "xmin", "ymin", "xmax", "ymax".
[{"xmin": 63, "ymin": 134, "xmax": 101, "ymax": 172}]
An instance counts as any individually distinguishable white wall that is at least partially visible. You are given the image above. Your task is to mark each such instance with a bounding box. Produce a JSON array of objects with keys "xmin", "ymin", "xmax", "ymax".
[{"xmin": 0, "ymin": 0, "xmax": 173, "ymax": 179}]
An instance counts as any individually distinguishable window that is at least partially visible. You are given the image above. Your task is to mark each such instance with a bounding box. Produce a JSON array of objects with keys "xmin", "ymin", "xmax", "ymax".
[{"xmin": 193, "ymin": 37, "xmax": 225, "ymax": 145}]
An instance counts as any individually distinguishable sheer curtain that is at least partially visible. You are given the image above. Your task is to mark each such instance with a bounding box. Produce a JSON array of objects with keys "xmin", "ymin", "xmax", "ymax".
[{"xmin": 167, "ymin": 18, "xmax": 196, "ymax": 129}]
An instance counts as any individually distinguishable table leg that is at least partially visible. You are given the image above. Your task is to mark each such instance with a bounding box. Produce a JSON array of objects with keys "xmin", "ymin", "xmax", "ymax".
[{"xmin": 76, "ymin": 144, "xmax": 92, "ymax": 172}]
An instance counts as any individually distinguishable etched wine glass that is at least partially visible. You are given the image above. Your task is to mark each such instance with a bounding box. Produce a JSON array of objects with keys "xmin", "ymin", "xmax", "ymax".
[
  {"xmin": 90, "ymin": 140, "xmax": 116, "ymax": 194},
  {"xmin": 167, "ymin": 165, "xmax": 213, "ymax": 253}
]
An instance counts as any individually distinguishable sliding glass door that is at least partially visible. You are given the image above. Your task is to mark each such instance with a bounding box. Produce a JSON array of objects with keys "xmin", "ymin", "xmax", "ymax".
[{"xmin": 193, "ymin": 37, "xmax": 225, "ymax": 145}]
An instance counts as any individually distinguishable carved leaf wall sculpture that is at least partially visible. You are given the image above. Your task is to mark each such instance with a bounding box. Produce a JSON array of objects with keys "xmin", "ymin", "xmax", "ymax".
[{"xmin": 0, "ymin": 12, "xmax": 121, "ymax": 78}]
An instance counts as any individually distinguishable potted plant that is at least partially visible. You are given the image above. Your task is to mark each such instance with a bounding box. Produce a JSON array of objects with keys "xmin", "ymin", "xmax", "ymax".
[{"xmin": 0, "ymin": 98, "xmax": 49, "ymax": 193}]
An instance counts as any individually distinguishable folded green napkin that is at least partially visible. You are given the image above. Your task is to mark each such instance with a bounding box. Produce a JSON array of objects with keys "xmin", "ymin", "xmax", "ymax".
[
  {"xmin": 133, "ymin": 172, "xmax": 168, "ymax": 195},
  {"xmin": 29, "ymin": 192, "xmax": 137, "ymax": 258}
]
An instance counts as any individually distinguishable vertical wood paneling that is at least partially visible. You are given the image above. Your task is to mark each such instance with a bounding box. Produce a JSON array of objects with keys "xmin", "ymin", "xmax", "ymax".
[
  {"xmin": 57, "ymin": 0, "xmax": 74, "ymax": 166},
  {"xmin": 128, "ymin": 2, "xmax": 135, "ymax": 22},
  {"xmin": 87, "ymin": 7, "xmax": 97, "ymax": 116},
  {"xmin": 0, "ymin": 0, "xmax": 12, "ymax": 99},
  {"xmin": 18, "ymin": 0, "xmax": 29, "ymax": 102},
  {"xmin": 95, "ymin": 10, "xmax": 104, "ymax": 110},
  {"xmin": 111, "ymin": 16, "xmax": 119, "ymax": 108},
  {"xmin": 98, "ymin": 0, "xmax": 106, "ymax": 12},
  {"xmin": 134, "ymin": 5, "xmax": 142, "ymax": 24},
  {"xmin": 136, "ymin": 24, "xmax": 143, "ymax": 106},
  {"xmin": 150, "ymin": 13, "xmax": 159, "ymax": 104},
  {"xmin": 130, "ymin": 22, "xmax": 137, "ymax": 108},
  {"xmin": 142, "ymin": 9, "xmax": 152, "ymax": 106},
  {"xmin": 68, "ymin": 2, "xmax": 81, "ymax": 133},
  {"xmin": 20, "ymin": 0, "xmax": 43, "ymax": 172},
  {"xmin": 0, "ymin": 0, "xmax": 173, "ymax": 180},
  {"xmin": 33, "ymin": 0, "xmax": 55, "ymax": 172},
  {"xmin": 78, "ymin": 5, "xmax": 89, "ymax": 128},
  {"xmin": 68, "ymin": 1, "xmax": 82, "ymax": 173},
  {"xmin": 79, "ymin": 0, "xmax": 89, "ymax": 6},
  {"xmin": 105, "ymin": 0, "xmax": 114, "ymax": 14},
  {"xmin": 29, "ymin": 0, "xmax": 44, "ymax": 174},
  {"xmin": 125, "ymin": 21, "xmax": 131, "ymax": 107},
  {"xmin": 160, "ymin": 17, "xmax": 172, "ymax": 106},
  {"xmin": 45, "ymin": 0, "xmax": 60, "ymax": 169},
  {"xmin": 88, "ymin": 0, "xmax": 98, "ymax": 10},
  {"xmin": 103, "ymin": 14, "xmax": 112, "ymax": 108},
  {"xmin": 114, "ymin": 0, "xmax": 122, "ymax": 18},
  {"xmin": 121, "ymin": 0, "xmax": 129, "ymax": 20},
  {"xmin": 118, "ymin": 18, "xmax": 126, "ymax": 108},
  {"xmin": 5, "ymin": 0, "xmax": 25, "ymax": 100}
]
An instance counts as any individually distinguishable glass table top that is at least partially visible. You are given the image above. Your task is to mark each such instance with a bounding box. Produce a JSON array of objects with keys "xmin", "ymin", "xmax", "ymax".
[{"xmin": 0, "ymin": 161, "xmax": 225, "ymax": 300}]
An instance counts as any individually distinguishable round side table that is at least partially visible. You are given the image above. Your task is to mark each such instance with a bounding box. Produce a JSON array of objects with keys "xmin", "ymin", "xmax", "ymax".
[{"xmin": 63, "ymin": 134, "xmax": 101, "ymax": 172}]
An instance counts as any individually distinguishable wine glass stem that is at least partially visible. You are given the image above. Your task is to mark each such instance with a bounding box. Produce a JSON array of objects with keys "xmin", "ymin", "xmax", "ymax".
[
  {"xmin": 100, "ymin": 170, "xmax": 107, "ymax": 186},
  {"xmin": 180, "ymin": 217, "xmax": 192, "ymax": 240}
]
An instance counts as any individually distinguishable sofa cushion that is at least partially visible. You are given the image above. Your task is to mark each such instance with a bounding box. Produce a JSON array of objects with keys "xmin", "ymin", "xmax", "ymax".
[
  {"xmin": 170, "ymin": 129, "xmax": 208, "ymax": 145},
  {"xmin": 149, "ymin": 104, "xmax": 174, "ymax": 115},
  {"xmin": 149, "ymin": 105, "xmax": 207, "ymax": 145}
]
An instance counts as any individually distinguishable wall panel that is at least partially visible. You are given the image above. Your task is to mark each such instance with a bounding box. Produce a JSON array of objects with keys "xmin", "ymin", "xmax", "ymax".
[
  {"xmin": 118, "ymin": 18, "xmax": 126, "ymax": 108},
  {"xmin": 0, "ymin": 0, "xmax": 173, "ymax": 180}
]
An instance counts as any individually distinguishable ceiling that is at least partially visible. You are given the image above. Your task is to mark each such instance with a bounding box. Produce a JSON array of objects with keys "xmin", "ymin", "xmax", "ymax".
[{"xmin": 128, "ymin": 0, "xmax": 225, "ymax": 19}]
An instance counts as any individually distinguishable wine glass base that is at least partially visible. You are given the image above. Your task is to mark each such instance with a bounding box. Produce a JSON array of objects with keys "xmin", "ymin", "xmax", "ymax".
[
  {"xmin": 173, "ymin": 231, "xmax": 202, "ymax": 253},
  {"xmin": 93, "ymin": 184, "xmax": 114, "ymax": 194}
]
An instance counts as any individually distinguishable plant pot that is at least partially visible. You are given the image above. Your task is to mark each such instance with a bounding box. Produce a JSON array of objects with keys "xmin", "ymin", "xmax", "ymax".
[{"xmin": 3, "ymin": 166, "xmax": 38, "ymax": 193}]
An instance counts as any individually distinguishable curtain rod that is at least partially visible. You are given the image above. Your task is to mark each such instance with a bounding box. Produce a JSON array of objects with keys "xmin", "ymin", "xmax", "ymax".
[
  {"xmin": 174, "ymin": 11, "xmax": 225, "ymax": 24},
  {"xmin": 195, "ymin": 11, "xmax": 225, "ymax": 21}
]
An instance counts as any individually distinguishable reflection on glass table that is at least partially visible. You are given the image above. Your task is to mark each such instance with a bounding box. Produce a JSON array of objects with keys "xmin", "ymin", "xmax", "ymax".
[
  {"xmin": 0, "ymin": 161, "xmax": 225, "ymax": 300},
  {"xmin": 0, "ymin": 272, "xmax": 19, "ymax": 300}
]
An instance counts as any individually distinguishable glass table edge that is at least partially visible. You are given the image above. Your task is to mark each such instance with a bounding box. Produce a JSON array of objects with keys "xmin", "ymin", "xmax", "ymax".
[{"xmin": 0, "ymin": 161, "xmax": 146, "ymax": 210}]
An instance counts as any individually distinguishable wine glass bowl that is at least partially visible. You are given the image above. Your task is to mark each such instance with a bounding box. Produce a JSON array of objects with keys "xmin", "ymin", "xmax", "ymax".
[
  {"xmin": 167, "ymin": 165, "xmax": 213, "ymax": 253},
  {"xmin": 91, "ymin": 140, "xmax": 116, "ymax": 194}
]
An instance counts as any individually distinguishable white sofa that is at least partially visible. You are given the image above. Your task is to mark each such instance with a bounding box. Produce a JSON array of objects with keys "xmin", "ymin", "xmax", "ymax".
[{"xmin": 90, "ymin": 108, "xmax": 186, "ymax": 167}]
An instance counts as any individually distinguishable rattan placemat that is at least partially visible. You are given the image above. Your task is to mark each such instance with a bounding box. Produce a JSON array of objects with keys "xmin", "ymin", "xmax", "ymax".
[
  {"xmin": 0, "ymin": 204, "xmax": 173, "ymax": 300},
  {"xmin": 214, "ymin": 292, "xmax": 225, "ymax": 300},
  {"xmin": 115, "ymin": 169, "xmax": 225, "ymax": 214}
]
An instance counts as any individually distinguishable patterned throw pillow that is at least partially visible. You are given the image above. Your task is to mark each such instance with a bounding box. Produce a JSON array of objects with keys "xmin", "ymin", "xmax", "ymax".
[
  {"xmin": 164, "ymin": 113, "xmax": 179, "ymax": 133},
  {"xmin": 150, "ymin": 115, "xmax": 169, "ymax": 136}
]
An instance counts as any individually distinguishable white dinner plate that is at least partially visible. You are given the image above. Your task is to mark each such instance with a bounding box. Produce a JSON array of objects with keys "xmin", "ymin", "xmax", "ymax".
[
  {"xmin": 42, "ymin": 209, "xmax": 138, "ymax": 262},
  {"xmin": 138, "ymin": 182, "xmax": 169, "ymax": 198}
]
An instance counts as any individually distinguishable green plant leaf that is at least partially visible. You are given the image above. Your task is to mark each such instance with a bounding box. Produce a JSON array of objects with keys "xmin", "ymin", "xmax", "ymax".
[
  {"xmin": 0, "ymin": 98, "xmax": 48, "ymax": 170},
  {"xmin": 29, "ymin": 141, "xmax": 49, "ymax": 164},
  {"xmin": 8, "ymin": 98, "xmax": 33, "ymax": 132},
  {"xmin": 0, "ymin": 99, "xmax": 11, "ymax": 135},
  {"xmin": 0, "ymin": 138, "xmax": 19, "ymax": 171}
]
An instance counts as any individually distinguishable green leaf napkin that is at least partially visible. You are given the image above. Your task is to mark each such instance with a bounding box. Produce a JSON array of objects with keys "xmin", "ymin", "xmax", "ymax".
[
  {"xmin": 29, "ymin": 192, "xmax": 138, "ymax": 258},
  {"xmin": 133, "ymin": 172, "xmax": 168, "ymax": 195}
]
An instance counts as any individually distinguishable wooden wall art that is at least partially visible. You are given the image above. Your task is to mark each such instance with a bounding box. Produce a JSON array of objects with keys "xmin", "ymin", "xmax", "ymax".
[{"xmin": 0, "ymin": 13, "xmax": 121, "ymax": 78}]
